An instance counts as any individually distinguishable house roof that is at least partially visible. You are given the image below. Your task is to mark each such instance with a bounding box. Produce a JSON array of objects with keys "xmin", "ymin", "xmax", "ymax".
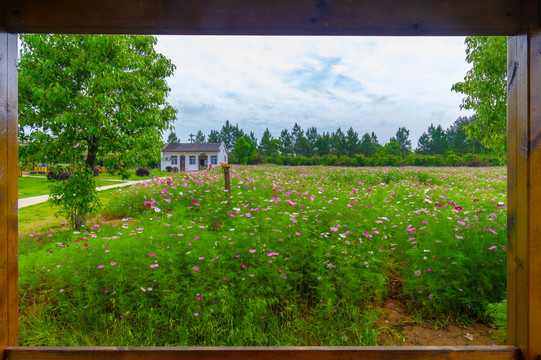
[{"xmin": 162, "ymin": 142, "xmax": 225, "ymax": 153}]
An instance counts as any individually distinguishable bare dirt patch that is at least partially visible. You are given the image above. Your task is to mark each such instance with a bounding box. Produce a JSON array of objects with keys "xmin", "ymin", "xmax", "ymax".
[{"xmin": 377, "ymin": 299, "xmax": 504, "ymax": 346}]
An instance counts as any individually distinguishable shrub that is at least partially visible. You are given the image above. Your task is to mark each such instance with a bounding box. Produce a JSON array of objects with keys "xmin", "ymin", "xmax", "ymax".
[
  {"xmin": 165, "ymin": 166, "xmax": 173, "ymax": 173},
  {"xmin": 57, "ymin": 172, "xmax": 71, "ymax": 181},
  {"xmin": 172, "ymin": 166, "xmax": 179, "ymax": 172},
  {"xmin": 93, "ymin": 167, "xmax": 100, "ymax": 177},
  {"xmin": 136, "ymin": 167, "xmax": 151, "ymax": 177},
  {"xmin": 47, "ymin": 170, "xmax": 57, "ymax": 180},
  {"xmin": 468, "ymin": 158, "xmax": 483, "ymax": 167}
]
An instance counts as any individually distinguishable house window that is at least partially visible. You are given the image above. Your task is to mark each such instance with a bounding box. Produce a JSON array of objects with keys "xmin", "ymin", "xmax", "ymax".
[
  {"xmin": 171, "ymin": 156, "xmax": 178, "ymax": 165},
  {"xmin": 210, "ymin": 156, "xmax": 217, "ymax": 165},
  {"xmin": 189, "ymin": 155, "xmax": 196, "ymax": 165}
]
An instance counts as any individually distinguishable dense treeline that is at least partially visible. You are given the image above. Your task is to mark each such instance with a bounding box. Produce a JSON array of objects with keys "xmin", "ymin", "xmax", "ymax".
[{"xmin": 167, "ymin": 115, "xmax": 501, "ymax": 167}]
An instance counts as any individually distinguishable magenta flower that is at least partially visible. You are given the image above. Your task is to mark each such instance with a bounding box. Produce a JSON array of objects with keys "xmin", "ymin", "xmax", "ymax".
[
  {"xmin": 149, "ymin": 253, "xmax": 155, "ymax": 256},
  {"xmin": 427, "ymin": 268, "xmax": 432, "ymax": 272},
  {"xmin": 193, "ymin": 266, "xmax": 199, "ymax": 271},
  {"xmin": 194, "ymin": 313, "xmax": 199, "ymax": 317},
  {"xmin": 98, "ymin": 265, "xmax": 105, "ymax": 269}
]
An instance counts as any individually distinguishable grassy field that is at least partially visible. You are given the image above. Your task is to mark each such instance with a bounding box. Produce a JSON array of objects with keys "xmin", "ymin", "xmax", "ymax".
[
  {"xmin": 18, "ymin": 165, "xmax": 507, "ymax": 346},
  {"xmin": 18, "ymin": 176, "xmax": 128, "ymax": 198}
]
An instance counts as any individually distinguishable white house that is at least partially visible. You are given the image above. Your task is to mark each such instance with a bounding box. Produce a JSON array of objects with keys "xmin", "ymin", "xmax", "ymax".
[{"xmin": 161, "ymin": 142, "xmax": 228, "ymax": 171}]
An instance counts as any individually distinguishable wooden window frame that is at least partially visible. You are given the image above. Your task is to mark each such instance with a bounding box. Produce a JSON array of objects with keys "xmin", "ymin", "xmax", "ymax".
[{"xmin": 0, "ymin": 0, "xmax": 539, "ymax": 359}]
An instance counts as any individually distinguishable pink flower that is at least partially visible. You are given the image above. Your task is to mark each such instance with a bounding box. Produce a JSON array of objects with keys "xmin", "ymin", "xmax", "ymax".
[
  {"xmin": 242, "ymin": 264, "xmax": 247, "ymax": 268},
  {"xmin": 427, "ymin": 268, "xmax": 432, "ymax": 272},
  {"xmin": 149, "ymin": 253, "xmax": 155, "ymax": 256},
  {"xmin": 150, "ymin": 264, "xmax": 159, "ymax": 268},
  {"xmin": 194, "ymin": 313, "xmax": 199, "ymax": 317},
  {"xmin": 193, "ymin": 266, "xmax": 199, "ymax": 271},
  {"xmin": 98, "ymin": 265, "xmax": 105, "ymax": 269},
  {"xmin": 488, "ymin": 245, "xmax": 497, "ymax": 250}
]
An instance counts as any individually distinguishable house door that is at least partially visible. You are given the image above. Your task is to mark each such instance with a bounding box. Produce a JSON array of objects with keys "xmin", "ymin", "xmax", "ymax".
[
  {"xmin": 180, "ymin": 156, "xmax": 185, "ymax": 170},
  {"xmin": 199, "ymin": 155, "xmax": 208, "ymax": 170}
]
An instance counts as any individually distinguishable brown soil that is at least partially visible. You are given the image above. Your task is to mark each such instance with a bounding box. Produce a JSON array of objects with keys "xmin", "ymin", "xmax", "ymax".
[{"xmin": 377, "ymin": 299, "xmax": 505, "ymax": 346}]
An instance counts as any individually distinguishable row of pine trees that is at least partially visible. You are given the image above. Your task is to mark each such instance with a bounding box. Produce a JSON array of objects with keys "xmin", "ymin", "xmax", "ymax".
[{"xmin": 167, "ymin": 116, "xmax": 498, "ymax": 165}]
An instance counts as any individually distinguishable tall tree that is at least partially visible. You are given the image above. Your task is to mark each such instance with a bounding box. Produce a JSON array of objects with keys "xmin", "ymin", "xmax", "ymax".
[
  {"xmin": 315, "ymin": 132, "xmax": 331, "ymax": 156},
  {"xmin": 415, "ymin": 124, "xmax": 449, "ymax": 155},
  {"xmin": 207, "ymin": 129, "xmax": 221, "ymax": 143},
  {"xmin": 249, "ymin": 131, "xmax": 258, "ymax": 148},
  {"xmin": 331, "ymin": 127, "xmax": 346, "ymax": 155},
  {"xmin": 390, "ymin": 127, "xmax": 412, "ymax": 159},
  {"xmin": 451, "ymin": 36, "xmax": 507, "ymax": 160},
  {"xmin": 195, "ymin": 130, "xmax": 206, "ymax": 143},
  {"xmin": 345, "ymin": 127, "xmax": 360, "ymax": 157},
  {"xmin": 359, "ymin": 132, "xmax": 377, "ymax": 157},
  {"xmin": 305, "ymin": 126, "xmax": 319, "ymax": 157},
  {"xmin": 279, "ymin": 129, "xmax": 293, "ymax": 156},
  {"xmin": 167, "ymin": 131, "xmax": 180, "ymax": 143},
  {"xmin": 291, "ymin": 123, "xmax": 308, "ymax": 156},
  {"xmin": 220, "ymin": 120, "xmax": 235, "ymax": 150},
  {"xmin": 18, "ymin": 34, "xmax": 176, "ymax": 228},
  {"xmin": 258, "ymin": 128, "xmax": 274, "ymax": 156}
]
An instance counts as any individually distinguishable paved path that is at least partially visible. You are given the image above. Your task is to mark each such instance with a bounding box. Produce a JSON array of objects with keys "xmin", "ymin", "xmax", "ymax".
[{"xmin": 18, "ymin": 180, "xmax": 139, "ymax": 209}]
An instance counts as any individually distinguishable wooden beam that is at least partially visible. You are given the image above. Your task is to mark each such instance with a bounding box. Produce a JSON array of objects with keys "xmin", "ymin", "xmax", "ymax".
[
  {"xmin": 507, "ymin": 1, "xmax": 541, "ymax": 358},
  {"xmin": 1, "ymin": 0, "xmax": 523, "ymax": 36},
  {"xmin": 5, "ymin": 346, "xmax": 521, "ymax": 360},
  {"xmin": 0, "ymin": 32, "xmax": 18, "ymax": 360}
]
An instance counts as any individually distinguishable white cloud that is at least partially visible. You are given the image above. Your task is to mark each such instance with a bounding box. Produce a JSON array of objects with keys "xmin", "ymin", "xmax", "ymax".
[{"xmin": 155, "ymin": 36, "xmax": 473, "ymax": 146}]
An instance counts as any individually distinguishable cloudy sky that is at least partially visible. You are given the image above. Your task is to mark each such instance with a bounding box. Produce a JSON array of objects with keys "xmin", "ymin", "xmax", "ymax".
[{"xmin": 155, "ymin": 36, "xmax": 473, "ymax": 147}]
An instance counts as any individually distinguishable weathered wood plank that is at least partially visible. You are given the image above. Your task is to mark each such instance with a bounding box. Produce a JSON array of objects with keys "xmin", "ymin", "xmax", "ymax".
[
  {"xmin": 515, "ymin": 33, "xmax": 529, "ymax": 355},
  {"xmin": 4, "ymin": 346, "xmax": 521, "ymax": 360},
  {"xmin": 0, "ymin": 32, "xmax": 8, "ymax": 360},
  {"xmin": 526, "ymin": 28, "xmax": 541, "ymax": 360},
  {"xmin": 1, "ymin": 0, "xmax": 523, "ymax": 36},
  {"xmin": 506, "ymin": 34, "xmax": 518, "ymax": 347},
  {"xmin": 6, "ymin": 32, "xmax": 17, "ymax": 350},
  {"xmin": 507, "ymin": 11, "xmax": 541, "ymax": 359},
  {"xmin": 0, "ymin": 31, "xmax": 18, "ymax": 360}
]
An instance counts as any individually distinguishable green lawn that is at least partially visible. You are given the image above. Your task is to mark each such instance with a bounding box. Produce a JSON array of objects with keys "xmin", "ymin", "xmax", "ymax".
[
  {"xmin": 18, "ymin": 176, "xmax": 128, "ymax": 198},
  {"xmin": 97, "ymin": 168, "xmax": 171, "ymax": 181},
  {"xmin": 18, "ymin": 187, "xmax": 121, "ymax": 240}
]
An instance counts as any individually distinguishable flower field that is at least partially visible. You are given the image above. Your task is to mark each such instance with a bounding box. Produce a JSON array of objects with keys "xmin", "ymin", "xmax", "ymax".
[{"xmin": 18, "ymin": 165, "xmax": 507, "ymax": 346}]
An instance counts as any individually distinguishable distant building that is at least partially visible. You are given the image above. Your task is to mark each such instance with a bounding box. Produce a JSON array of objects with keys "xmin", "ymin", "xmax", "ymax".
[{"xmin": 161, "ymin": 142, "xmax": 228, "ymax": 171}]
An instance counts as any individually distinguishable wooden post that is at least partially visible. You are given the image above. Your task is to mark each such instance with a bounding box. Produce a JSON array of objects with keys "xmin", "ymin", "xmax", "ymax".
[
  {"xmin": 223, "ymin": 167, "xmax": 231, "ymax": 193},
  {"xmin": 507, "ymin": 13, "xmax": 541, "ymax": 360},
  {"xmin": 0, "ymin": 32, "xmax": 19, "ymax": 359}
]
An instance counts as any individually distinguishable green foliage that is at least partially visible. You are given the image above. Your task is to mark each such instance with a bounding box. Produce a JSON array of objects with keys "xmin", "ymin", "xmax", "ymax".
[
  {"xmin": 18, "ymin": 34, "xmax": 177, "ymax": 227},
  {"xmin": 167, "ymin": 131, "xmax": 180, "ymax": 143},
  {"xmin": 49, "ymin": 170, "xmax": 101, "ymax": 228},
  {"xmin": 485, "ymin": 300, "xmax": 507, "ymax": 340},
  {"xmin": 232, "ymin": 136, "xmax": 257, "ymax": 164},
  {"xmin": 452, "ymin": 36, "xmax": 507, "ymax": 161}
]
